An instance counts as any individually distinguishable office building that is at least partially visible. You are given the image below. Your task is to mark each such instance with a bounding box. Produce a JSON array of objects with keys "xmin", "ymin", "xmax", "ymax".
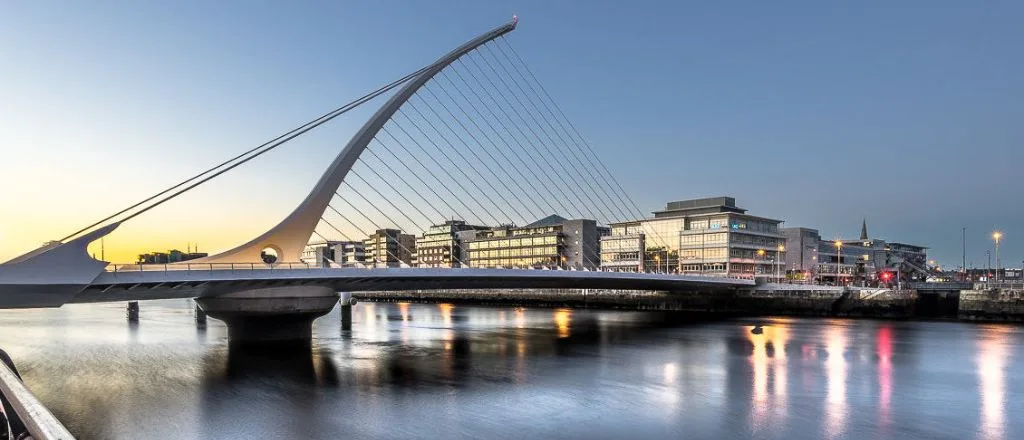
[
  {"xmin": 601, "ymin": 197, "xmax": 785, "ymax": 278},
  {"xmin": 782, "ymin": 220, "xmax": 928, "ymax": 285},
  {"xmin": 466, "ymin": 215, "xmax": 607, "ymax": 269},
  {"xmin": 415, "ymin": 220, "xmax": 490, "ymax": 268},
  {"xmin": 300, "ymin": 240, "xmax": 366, "ymax": 267},
  {"xmin": 364, "ymin": 229, "xmax": 416, "ymax": 267}
]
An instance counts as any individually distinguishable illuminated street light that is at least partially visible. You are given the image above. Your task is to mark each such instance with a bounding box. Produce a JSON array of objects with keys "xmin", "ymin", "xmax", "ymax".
[
  {"xmin": 993, "ymin": 231, "xmax": 1003, "ymax": 283},
  {"xmin": 834, "ymin": 240, "xmax": 843, "ymax": 285},
  {"xmin": 777, "ymin": 244, "xmax": 785, "ymax": 282}
]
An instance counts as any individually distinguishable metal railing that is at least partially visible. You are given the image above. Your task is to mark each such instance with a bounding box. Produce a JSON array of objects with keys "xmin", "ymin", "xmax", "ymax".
[
  {"xmin": 0, "ymin": 352, "xmax": 75, "ymax": 440},
  {"xmin": 101, "ymin": 262, "xmax": 756, "ymax": 282}
]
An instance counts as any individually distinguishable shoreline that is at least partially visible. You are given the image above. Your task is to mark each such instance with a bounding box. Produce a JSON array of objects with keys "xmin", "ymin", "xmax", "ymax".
[{"xmin": 352, "ymin": 289, "xmax": 1024, "ymax": 324}]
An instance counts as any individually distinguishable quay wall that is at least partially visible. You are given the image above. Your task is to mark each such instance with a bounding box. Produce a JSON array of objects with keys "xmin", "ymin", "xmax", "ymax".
[
  {"xmin": 353, "ymin": 287, "xmax": 921, "ymax": 319},
  {"xmin": 959, "ymin": 289, "xmax": 1024, "ymax": 322}
]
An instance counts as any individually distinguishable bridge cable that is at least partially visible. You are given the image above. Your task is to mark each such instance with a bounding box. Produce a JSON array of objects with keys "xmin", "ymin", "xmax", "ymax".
[
  {"xmin": 333, "ymin": 186, "xmax": 422, "ymax": 267},
  {"xmin": 432, "ymin": 70, "xmax": 576, "ymax": 224},
  {"xmin": 434, "ymin": 67, "xmax": 602, "ymax": 269},
  {"xmin": 364, "ymin": 140, "xmax": 464, "ymax": 227},
  {"xmin": 483, "ymin": 43, "xmax": 634, "ymax": 225},
  {"xmin": 499, "ymin": 37, "xmax": 674, "ymax": 261},
  {"xmin": 325, "ymin": 199, "xmax": 404, "ymax": 264},
  {"xmin": 386, "ymin": 115, "xmax": 506, "ymax": 227},
  {"xmin": 445, "ymin": 62, "xmax": 592, "ymax": 222},
  {"xmin": 481, "ymin": 44, "xmax": 643, "ymax": 266},
  {"xmin": 495, "ymin": 42, "xmax": 642, "ymax": 233},
  {"xmin": 60, "ymin": 64, "xmax": 432, "ymax": 242},
  {"xmin": 376, "ymin": 128, "xmax": 497, "ymax": 227},
  {"xmin": 350, "ymin": 165, "xmax": 430, "ymax": 235},
  {"xmin": 392, "ymin": 108, "xmax": 512, "ymax": 223},
  {"xmin": 321, "ymin": 205, "xmax": 407, "ymax": 267},
  {"xmin": 418, "ymin": 87, "xmax": 545, "ymax": 223},
  {"xmin": 468, "ymin": 48, "xmax": 603, "ymax": 224},
  {"xmin": 312, "ymin": 218, "xmax": 366, "ymax": 267},
  {"xmin": 405, "ymin": 99, "xmax": 528, "ymax": 226},
  {"xmin": 499, "ymin": 37, "xmax": 653, "ymax": 228}
]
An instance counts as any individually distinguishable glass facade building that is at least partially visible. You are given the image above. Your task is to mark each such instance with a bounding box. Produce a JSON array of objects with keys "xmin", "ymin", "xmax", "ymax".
[
  {"xmin": 465, "ymin": 215, "xmax": 608, "ymax": 269},
  {"xmin": 415, "ymin": 220, "xmax": 490, "ymax": 268},
  {"xmin": 602, "ymin": 197, "xmax": 786, "ymax": 278},
  {"xmin": 364, "ymin": 229, "xmax": 416, "ymax": 268}
]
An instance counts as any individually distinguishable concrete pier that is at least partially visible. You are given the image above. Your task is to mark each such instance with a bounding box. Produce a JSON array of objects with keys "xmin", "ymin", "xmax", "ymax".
[
  {"xmin": 196, "ymin": 286, "xmax": 339, "ymax": 345},
  {"xmin": 194, "ymin": 301, "xmax": 207, "ymax": 328},
  {"xmin": 126, "ymin": 301, "xmax": 140, "ymax": 322},
  {"xmin": 339, "ymin": 292, "xmax": 353, "ymax": 331}
]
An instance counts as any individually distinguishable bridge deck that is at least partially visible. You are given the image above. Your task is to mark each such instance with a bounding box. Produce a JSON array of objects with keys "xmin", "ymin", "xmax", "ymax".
[{"xmin": 71, "ymin": 267, "xmax": 754, "ymax": 304}]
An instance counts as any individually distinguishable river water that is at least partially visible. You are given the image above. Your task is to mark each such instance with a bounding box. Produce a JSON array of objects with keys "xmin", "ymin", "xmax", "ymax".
[{"xmin": 0, "ymin": 300, "xmax": 1021, "ymax": 439}]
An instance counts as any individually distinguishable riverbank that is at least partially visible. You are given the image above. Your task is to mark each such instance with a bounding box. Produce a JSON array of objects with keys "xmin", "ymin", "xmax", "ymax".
[{"xmin": 353, "ymin": 287, "xmax": 1022, "ymax": 322}]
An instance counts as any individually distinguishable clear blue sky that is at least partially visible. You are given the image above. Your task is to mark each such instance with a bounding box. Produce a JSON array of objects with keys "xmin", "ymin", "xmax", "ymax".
[{"xmin": 1, "ymin": 1, "xmax": 1021, "ymax": 267}]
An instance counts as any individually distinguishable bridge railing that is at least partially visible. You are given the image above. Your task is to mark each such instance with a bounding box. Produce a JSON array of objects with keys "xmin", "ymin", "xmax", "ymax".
[{"xmin": 103, "ymin": 263, "xmax": 755, "ymax": 281}]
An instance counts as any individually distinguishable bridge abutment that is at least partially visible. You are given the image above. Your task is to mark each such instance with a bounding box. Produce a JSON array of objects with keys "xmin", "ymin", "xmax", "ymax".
[{"xmin": 196, "ymin": 286, "xmax": 338, "ymax": 346}]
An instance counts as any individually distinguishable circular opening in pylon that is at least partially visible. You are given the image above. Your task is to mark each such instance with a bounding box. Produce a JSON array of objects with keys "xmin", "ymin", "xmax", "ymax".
[{"xmin": 260, "ymin": 246, "xmax": 280, "ymax": 265}]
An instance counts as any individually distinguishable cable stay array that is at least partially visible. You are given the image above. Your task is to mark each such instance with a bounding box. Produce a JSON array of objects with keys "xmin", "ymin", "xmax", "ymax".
[{"xmin": 56, "ymin": 22, "xmax": 664, "ymax": 269}]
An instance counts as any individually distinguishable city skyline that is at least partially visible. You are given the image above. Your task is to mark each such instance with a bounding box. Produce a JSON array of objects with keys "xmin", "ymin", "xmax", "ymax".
[{"xmin": 2, "ymin": 1, "xmax": 1022, "ymax": 266}]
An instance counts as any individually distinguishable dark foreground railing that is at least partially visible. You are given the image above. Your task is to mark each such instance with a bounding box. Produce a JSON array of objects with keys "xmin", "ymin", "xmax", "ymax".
[{"xmin": 0, "ymin": 349, "xmax": 74, "ymax": 440}]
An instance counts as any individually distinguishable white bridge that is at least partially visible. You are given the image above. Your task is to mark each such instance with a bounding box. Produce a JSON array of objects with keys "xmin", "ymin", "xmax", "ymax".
[{"xmin": 0, "ymin": 17, "xmax": 754, "ymax": 343}]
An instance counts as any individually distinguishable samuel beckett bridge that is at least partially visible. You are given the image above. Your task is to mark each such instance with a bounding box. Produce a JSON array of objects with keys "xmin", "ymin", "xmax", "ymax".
[{"xmin": 0, "ymin": 18, "xmax": 753, "ymax": 345}]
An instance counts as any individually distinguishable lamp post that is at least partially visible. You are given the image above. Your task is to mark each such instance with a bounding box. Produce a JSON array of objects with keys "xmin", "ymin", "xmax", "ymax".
[
  {"xmin": 757, "ymin": 249, "xmax": 766, "ymax": 281},
  {"xmin": 993, "ymin": 231, "xmax": 1002, "ymax": 284},
  {"xmin": 962, "ymin": 227, "xmax": 967, "ymax": 281},
  {"xmin": 987, "ymin": 250, "xmax": 992, "ymax": 286},
  {"xmin": 834, "ymin": 240, "xmax": 843, "ymax": 286},
  {"xmin": 777, "ymin": 244, "xmax": 785, "ymax": 283},
  {"xmin": 654, "ymin": 254, "xmax": 660, "ymax": 274}
]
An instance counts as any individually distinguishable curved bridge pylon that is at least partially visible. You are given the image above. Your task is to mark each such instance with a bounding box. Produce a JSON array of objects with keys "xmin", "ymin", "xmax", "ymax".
[{"xmin": 193, "ymin": 19, "xmax": 519, "ymax": 264}]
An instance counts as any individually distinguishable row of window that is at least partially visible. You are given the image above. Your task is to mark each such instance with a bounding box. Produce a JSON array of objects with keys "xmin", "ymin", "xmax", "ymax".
[
  {"xmin": 417, "ymin": 247, "xmax": 452, "ymax": 256},
  {"xmin": 679, "ymin": 233, "xmax": 728, "ymax": 245},
  {"xmin": 470, "ymin": 257, "xmax": 559, "ymax": 268},
  {"xmin": 600, "ymin": 237, "xmax": 643, "ymax": 251},
  {"xmin": 729, "ymin": 234, "xmax": 783, "ymax": 247},
  {"xmin": 469, "ymin": 246, "xmax": 559, "ymax": 259},
  {"xmin": 679, "ymin": 248, "xmax": 728, "ymax": 259},
  {"xmin": 680, "ymin": 263, "xmax": 727, "ymax": 272},
  {"xmin": 730, "ymin": 249, "xmax": 783, "ymax": 259},
  {"xmin": 600, "ymin": 252, "xmax": 641, "ymax": 262},
  {"xmin": 468, "ymin": 235, "xmax": 559, "ymax": 250}
]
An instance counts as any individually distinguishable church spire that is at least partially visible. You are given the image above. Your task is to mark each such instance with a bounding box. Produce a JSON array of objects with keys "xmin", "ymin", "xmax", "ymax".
[{"xmin": 860, "ymin": 218, "xmax": 869, "ymax": 240}]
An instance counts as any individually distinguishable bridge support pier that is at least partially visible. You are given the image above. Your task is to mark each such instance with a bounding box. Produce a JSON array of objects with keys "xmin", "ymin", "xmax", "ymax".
[
  {"xmin": 196, "ymin": 286, "xmax": 338, "ymax": 346},
  {"xmin": 194, "ymin": 301, "xmax": 207, "ymax": 328},
  {"xmin": 126, "ymin": 301, "xmax": 139, "ymax": 322},
  {"xmin": 339, "ymin": 292, "xmax": 353, "ymax": 331}
]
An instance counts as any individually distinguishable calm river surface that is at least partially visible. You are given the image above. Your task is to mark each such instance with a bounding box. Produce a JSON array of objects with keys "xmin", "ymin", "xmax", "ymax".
[{"xmin": 0, "ymin": 300, "xmax": 1022, "ymax": 439}]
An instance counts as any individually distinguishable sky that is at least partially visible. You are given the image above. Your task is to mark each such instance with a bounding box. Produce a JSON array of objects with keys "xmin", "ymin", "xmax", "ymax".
[{"xmin": 1, "ymin": 1, "xmax": 1022, "ymax": 267}]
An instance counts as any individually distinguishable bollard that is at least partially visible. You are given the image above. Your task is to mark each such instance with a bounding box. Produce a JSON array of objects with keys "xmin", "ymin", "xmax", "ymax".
[
  {"xmin": 126, "ymin": 301, "xmax": 140, "ymax": 322},
  {"xmin": 339, "ymin": 292, "xmax": 353, "ymax": 331}
]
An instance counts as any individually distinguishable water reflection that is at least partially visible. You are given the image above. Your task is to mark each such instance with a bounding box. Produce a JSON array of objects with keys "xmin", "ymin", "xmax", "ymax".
[
  {"xmin": 1, "ymin": 301, "xmax": 1022, "ymax": 439},
  {"xmin": 824, "ymin": 322, "xmax": 848, "ymax": 440},
  {"xmin": 977, "ymin": 326, "xmax": 1014, "ymax": 440},
  {"xmin": 746, "ymin": 321, "xmax": 789, "ymax": 433},
  {"xmin": 554, "ymin": 308, "xmax": 572, "ymax": 338},
  {"xmin": 877, "ymin": 325, "xmax": 893, "ymax": 430}
]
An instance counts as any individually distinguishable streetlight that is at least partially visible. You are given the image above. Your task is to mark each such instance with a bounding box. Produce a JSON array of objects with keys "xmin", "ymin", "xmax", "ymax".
[
  {"xmin": 834, "ymin": 240, "xmax": 843, "ymax": 286},
  {"xmin": 757, "ymin": 249, "xmax": 766, "ymax": 280},
  {"xmin": 993, "ymin": 231, "xmax": 1003, "ymax": 284},
  {"xmin": 654, "ymin": 254, "xmax": 660, "ymax": 274},
  {"xmin": 777, "ymin": 244, "xmax": 786, "ymax": 283}
]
